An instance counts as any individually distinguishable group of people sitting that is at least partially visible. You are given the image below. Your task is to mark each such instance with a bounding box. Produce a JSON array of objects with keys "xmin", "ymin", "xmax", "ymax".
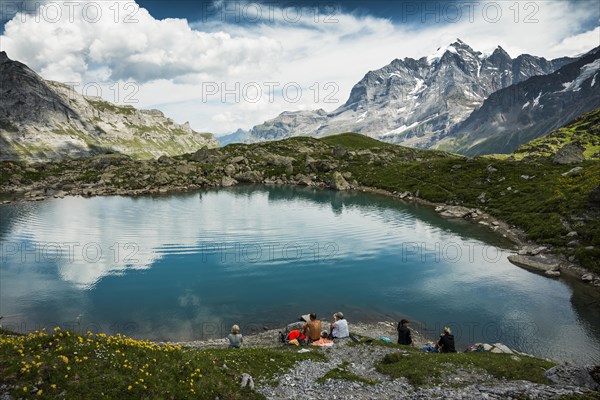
[
  {"xmin": 397, "ymin": 319, "xmax": 456, "ymax": 353},
  {"xmin": 302, "ymin": 312, "xmax": 349, "ymax": 342},
  {"xmin": 227, "ymin": 314, "xmax": 456, "ymax": 353},
  {"xmin": 226, "ymin": 312, "xmax": 350, "ymax": 348},
  {"xmin": 282, "ymin": 312, "xmax": 350, "ymax": 346}
]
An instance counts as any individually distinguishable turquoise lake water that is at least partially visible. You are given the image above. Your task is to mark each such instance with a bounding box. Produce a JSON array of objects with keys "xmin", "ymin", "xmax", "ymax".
[{"xmin": 1, "ymin": 185, "xmax": 599, "ymax": 363}]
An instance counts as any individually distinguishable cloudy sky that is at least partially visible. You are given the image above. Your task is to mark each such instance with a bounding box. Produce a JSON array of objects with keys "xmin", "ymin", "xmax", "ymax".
[{"xmin": 1, "ymin": 0, "xmax": 598, "ymax": 135}]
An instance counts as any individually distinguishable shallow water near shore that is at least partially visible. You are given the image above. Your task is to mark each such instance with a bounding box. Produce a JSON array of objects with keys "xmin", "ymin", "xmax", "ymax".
[{"xmin": 1, "ymin": 185, "xmax": 599, "ymax": 364}]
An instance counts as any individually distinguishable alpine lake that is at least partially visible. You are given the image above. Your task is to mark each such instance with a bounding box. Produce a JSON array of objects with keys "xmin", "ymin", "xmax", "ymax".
[{"xmin": 1, "ymin": 185, "xmax": 599, "ymax": 364}]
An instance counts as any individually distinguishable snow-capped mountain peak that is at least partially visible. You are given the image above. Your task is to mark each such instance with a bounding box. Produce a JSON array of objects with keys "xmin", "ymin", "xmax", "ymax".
[{"xmin": 221, "ymin": 40, "xmax": 581, "ymax": 151}]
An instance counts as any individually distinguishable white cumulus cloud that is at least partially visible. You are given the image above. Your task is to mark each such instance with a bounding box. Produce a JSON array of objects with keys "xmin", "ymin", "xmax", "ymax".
[{"xmin": 0, "ymin": 0, "xmax": 598, "ymax": 134}]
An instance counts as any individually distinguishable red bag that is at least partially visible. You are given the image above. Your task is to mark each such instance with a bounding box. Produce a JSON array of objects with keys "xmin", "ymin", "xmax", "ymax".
[{"xmin": 287, "ymin": 329, "xmax": 305, "ymax": 341}]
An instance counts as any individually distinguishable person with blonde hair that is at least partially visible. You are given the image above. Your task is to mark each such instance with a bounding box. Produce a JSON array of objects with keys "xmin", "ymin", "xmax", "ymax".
[
  {"xmin": 436, "ymin": 326, "xmax": 456, "ymax": 353},
  {"xmin": 227, "ymin": 324, "xmax": 243, "ymax": 348}
]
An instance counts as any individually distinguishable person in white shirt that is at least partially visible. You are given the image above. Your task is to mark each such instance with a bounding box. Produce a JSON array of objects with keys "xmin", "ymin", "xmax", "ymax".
[{"xmin": 329, "ymin": 312, "xmax": 349, "ymax": 339}]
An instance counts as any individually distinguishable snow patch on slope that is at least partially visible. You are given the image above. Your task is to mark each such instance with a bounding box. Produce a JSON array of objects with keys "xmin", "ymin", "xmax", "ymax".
[
  {"xmin": 532, "ymin": 92, "xmax": 542, "ymax": 107},
  {"xmin": 356, "ymin": 111, "xmax": 368, "ymax": 123},
  {"xmin": 386, "ymin": 122, "xmax": 420, "ymax": 135},
  {"xmin": 409, "ymin": 79, "xmax": 425, "ymax": 96},
  {"xmin": 561, "ymin": 59, "xmax": 600, "ymax": 92},
  {"xmin": 427, "ymin": 45, "xmax": 457, "ymax": 64}
]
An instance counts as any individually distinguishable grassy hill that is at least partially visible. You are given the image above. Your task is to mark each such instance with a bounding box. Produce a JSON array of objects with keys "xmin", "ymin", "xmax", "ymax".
[
  {"xmin": 513, "ymin": 107, "xmax": 600, "ymax": 160},
  {"xmin": 321, "ymin": 132, "xmax": 394, "ymax": 150}
]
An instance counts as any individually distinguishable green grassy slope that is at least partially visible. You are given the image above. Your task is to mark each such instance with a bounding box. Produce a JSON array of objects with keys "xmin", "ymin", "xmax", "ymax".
[
  {"xmin": 0, "ymin": 329, "xmax": 324, "ymax": 399},
  {"xmin": 374, "ymin": 342, "xmax": 554, "ymax": 387},
  {"xmin": 0, "ymin": 329, "xmax": 566, "ymax": 399},
  {"xmin": 321, "ymin": 132, "xmax": 393, "ymax": 150},
  {"xmin": 514, "ymin": 107, "xmax": 600, "ymax": 160}
]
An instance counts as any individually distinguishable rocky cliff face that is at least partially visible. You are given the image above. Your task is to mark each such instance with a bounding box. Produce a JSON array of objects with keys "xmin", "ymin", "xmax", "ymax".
[
  {"xmin": 222, "ymin": 40, "xmax": 573, "ymax": 150},
  {"xmin": 0, "ymin": 51, "xmax": 218, "ymax": 160},
  {"xmin": 439, "ymin": 47, "xmax": 600, "ymax": 155}
]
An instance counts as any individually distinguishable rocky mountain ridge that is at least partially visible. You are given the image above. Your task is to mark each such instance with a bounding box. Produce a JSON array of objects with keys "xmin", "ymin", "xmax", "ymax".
[
  {"xmin": 0, "ymin": 51, "xmax": 219, "ymax": 160},
  {"xmin": 220, "ymin": 39, "xmax": 577, "ymax": 151},
  {"xmin": 440, "ymin": 46, "xmax": 600, "ymax": 155}
]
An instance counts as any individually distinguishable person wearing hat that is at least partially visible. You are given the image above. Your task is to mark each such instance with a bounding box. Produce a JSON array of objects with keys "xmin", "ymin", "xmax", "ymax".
[
  {"xmin": 329, "ymin": 312, "xmax": 349, "ymax": 339},
  {"xmin": 397, "ymin": 319, "xmax": 412, "ymax": 346}
]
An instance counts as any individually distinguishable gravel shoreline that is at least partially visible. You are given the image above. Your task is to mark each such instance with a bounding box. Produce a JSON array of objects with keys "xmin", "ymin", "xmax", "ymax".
[
  {"xmin": 170, "ymin": 321, "xmax": 598, "ymax": 400},
  {"xmin": 257, "ymin": 341, "xmax": 587, "ymax": 400}
]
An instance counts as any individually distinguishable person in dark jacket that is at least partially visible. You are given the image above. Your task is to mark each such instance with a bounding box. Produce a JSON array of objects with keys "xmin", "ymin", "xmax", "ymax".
[
  {"xmin": 397, "ymin": 319, "xmax": 413, "ymax": 345},
  {"xmin": 436, "ymin": 326, "xmax": 456, "ymax": 353}
]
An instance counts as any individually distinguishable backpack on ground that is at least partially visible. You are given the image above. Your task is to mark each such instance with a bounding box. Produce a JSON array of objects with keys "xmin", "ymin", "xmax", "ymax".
[{"xmin": 279, "ymin": 322, "xmax": 307, "ymax": 344}]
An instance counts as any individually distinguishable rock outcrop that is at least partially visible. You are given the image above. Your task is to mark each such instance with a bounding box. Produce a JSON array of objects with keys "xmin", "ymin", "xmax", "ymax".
[
  {"xmin": 0, "ymin": 52, "xmax": 219, "ymax": 161},
  {"xmin": 545, "ymin": 365, "xmax": 600, "ymax": 390},
  {"xmin": 330, "ymin": 172, "xmax": 350, "ymax": 190},
  {"xmin": 435, "ymin": 206, "xmax": 474, "ymax": 219},
  {"xmin": 507, "ymin": 254, "xmax": 562, "ymax": 273},
  {"xmin": 191, "ymin": 147, "xmax": 222, "ymax": 163},
  {"xmin": 554, "ymin": 144, "xmax": 586, "ymax": 164}
]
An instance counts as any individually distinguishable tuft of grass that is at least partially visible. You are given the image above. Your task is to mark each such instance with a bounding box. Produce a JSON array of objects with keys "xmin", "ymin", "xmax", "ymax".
[
  {"xmin": 377, "ymin": 351, "xmax": 555, "ymax": 387},
  {"xmin": 0, "ymin": 328, "xmax": 325, "ymax": 399},
  {"xmin": 316, "ymin": 361, "xmax": 379, "ymax": 385}
]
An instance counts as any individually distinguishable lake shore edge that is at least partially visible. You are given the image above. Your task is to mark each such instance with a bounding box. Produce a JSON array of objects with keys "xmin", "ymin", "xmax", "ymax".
[
  {"xmin": 2, "ymin": 178, "xmax": 599, "ymax": 289},
  {"xmin": 353, "ymin": 184, "xmax": 600, "ymax": 285}
]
